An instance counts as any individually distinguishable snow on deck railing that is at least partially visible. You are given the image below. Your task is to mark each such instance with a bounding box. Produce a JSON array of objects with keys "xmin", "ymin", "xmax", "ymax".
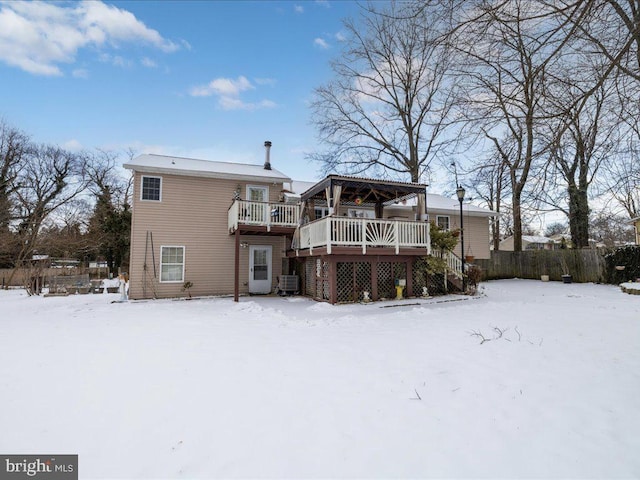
[
  {"xmin": 295, "ymin": 217, "xmax": 430, "ymax": 255},
  {"xmin": 228, "ymin": 200, "xmax": 299, "ymax": 232}
]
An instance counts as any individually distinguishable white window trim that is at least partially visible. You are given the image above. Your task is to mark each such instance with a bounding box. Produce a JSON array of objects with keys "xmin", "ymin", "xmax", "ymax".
[
  {"xmin": 159, "ymin": 245, "xmax": 185, "ymax": 283},
  {"xmin": 436, "ymin": 215, "xmax": 450, "ymax": 231},
  {"xmin": 246, "ymin": 185, "xmax": 269, "ymax": 203},
  {"xmin": 141, "ymin": 175, "xmax": 162, "ymax": 202},
  {"xmin": 314, "ymin": 207, "xmax": 329, "ymax": 219}
]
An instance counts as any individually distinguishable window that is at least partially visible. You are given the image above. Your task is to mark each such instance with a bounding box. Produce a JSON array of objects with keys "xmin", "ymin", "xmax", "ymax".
[
  {"xmin": 141, "ymin": 176, "xmax": 162, "ymax": 201},
  {"xmin": 160, "ymin": 246, "xmax": 184, "ymax": 282},
  {"xmin": 247, "ymin": 185, "xmax": 268, "ymax": 202},
  {"xmin": 436, "ymin": 215, "xmax": 450, "ymax": 231},
  {"xmin": 314, "ymin": 207, "xmax": 329, "ymax": 219},
  {"xmin": 348, "ymin": 209, "xmax": 375, "ymax": 218}
]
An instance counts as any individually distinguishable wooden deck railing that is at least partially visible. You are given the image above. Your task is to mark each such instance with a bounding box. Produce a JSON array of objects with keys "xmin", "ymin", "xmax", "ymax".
[
  {"xmin": 436, "ymin": 250, "xmax": 463, "ymax": 278},
  {"xmin": 294, "ymin": 217, "xmax": 430, "ymax": 254},
  {"xmin": 228, "ymin": 200, "xmax": 299, "ymax": 232}
]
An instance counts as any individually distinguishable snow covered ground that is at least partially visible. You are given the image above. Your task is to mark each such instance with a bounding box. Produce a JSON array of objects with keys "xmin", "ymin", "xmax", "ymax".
[{"xmin": 1, "ymin": 279, "xmax": 639, "ymax": 479}]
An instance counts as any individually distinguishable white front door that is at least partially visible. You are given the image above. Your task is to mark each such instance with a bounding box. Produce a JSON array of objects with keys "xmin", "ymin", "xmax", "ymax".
[{"xmin": 249, "ymin": 245, "xmax": 272, "ymax": 294}]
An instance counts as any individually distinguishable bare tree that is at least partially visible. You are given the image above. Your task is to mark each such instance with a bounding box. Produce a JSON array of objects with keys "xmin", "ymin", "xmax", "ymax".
[
  {"xmin": 309, "ymin": 2, "xmax": 459, "ymax": 183},
  {"xmin": 7, "ymin": 145, "xmax": 88, "ymax": 290},
  {"xmin": 469, "ymin": 148, "xmax": 509, "ymax": 250},
  {"xmin": 540, "ymin": 78, "xmax": 618, "ymax": 247},
  {"xmin": 561, "ymin": 0, "xmax": 640, "ymax": 83},
  {"xmin": 0, "ymin": 121, "xmax": 29, "ymax": 266},
  {"xmin": 453, "ymin": 0, "xmax": 589, "ymax": 251},
  {"xmin": 85, "ymin": 149, "xmax": 133, "ymax": 272}
]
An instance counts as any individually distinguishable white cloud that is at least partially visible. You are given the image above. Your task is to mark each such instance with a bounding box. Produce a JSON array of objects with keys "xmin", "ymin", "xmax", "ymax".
[
  {"xmin": 62, "ymin": 139, "xmax": 84, "ymax": 151},
  {"xmin": 335, "ymin": 31, "xmax": 346, "ymax": 42},
  {"xmin": 294, "ymin": 5, "xmax": 304, "ymax": 13},
  {"xmin": 0, "ymin": 1, "xmax": 181, "ymax": 76},
  {"xmin": 254, "ymin": 77, "xmax": 277, "ymax": 86},
  {"xmin": 190, "ymin": 76, "xmax": 253, "ymax": 97},
  {"xmin": 313, "ymin": 38, "xmax": 330, "ymax": 49},
  {"xmin": 72, "ymin": 68, "xmax": 88, "ymax": 79},
  {"xmin": 189, "ymin": 75, "xmax": 276, "ymax": 111},
  {"xmin": 99, "ymin": 52, "xmax": 132, "ymax": 68},
  {"xmin": 141, "ymin": 57, "xmax": 157, "ymax": 68},
  {"xmin": 219, "ymin": 97, "xmax": 277, "ymax": 111}
]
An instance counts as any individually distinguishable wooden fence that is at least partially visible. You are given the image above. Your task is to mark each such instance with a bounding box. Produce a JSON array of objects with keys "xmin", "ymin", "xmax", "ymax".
[
  {"xmin": 475, "ymin": 249, "xmax": 608, "ymax": 283},
  {"xmin": 0, "ymin": 267, "xmax": 111, "ymax": 288}
]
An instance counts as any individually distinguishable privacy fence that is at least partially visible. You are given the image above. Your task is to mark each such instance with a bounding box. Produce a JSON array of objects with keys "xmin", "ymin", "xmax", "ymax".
[
  {"xmin": 475, "ymin": 247, "xmax": 640, "ymax": 284},
  {"xmin": 0, "ymin": 267, "xmax": 112, "ymax": 288}
]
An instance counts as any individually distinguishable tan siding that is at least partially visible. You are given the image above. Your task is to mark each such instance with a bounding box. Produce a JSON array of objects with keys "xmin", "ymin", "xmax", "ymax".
[
  {"xmin": 366, "ymin": 205, "xmax": 492, "ymax": 259},
  {"xmin": 128, "ymin": 172, "xmax": 286, "ymax": 299},
  {"xmin": 446, "ymin": 213, "xmax": 491, "ymax": 260}
]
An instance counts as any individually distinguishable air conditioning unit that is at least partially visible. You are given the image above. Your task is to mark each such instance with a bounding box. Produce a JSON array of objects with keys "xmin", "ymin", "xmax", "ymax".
[{"xmin": 278, "ymin": 275, "xmax": 299, "ymax": 295}]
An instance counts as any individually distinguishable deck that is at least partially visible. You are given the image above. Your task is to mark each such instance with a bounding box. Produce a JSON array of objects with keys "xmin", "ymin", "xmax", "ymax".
[
  {"xmin": 228, "ymin": 200, "xmax": 299, "ymax": 234},
  {"xmin": 293, "ymin": 216, "xmax": 431, "ymax": 255},
  {"xmin": 229, "ymin": 201, "xmax": 432, "ymax": 256}
]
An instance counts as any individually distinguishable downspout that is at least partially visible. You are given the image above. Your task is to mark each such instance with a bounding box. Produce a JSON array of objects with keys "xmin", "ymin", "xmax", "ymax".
[{"xmin": 234, "ymin": 229, "xmax": 240, "ymax": 302}]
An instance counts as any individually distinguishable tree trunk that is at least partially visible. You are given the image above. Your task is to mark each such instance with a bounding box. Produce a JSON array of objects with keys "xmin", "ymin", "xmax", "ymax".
[{"xmin": 568, "ymin": 184, "xmax": 590, "ymax": 248}]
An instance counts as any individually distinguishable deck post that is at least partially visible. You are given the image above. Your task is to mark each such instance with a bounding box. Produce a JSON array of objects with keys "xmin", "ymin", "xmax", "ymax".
[
  {"xmin": 406, "ymin": 259, "xmax": 413, "ymax": 297},
  {"xmin": 234, "ymin": 229, "xmax": 240, "ymax": 302},
  {"xmin": 394, "ymin": 221, "xmax": 399, "ymax": 254},
  {"xmin": 362, "ymin": 219, "xmax": 367, "ymax": 254},
  {"xmin": 371, "ymin": 259, "xmax": 378, "ymax": 301},
  {"xmin": 329, "ymin": 257, "xmax": 337, "ymax": 304}
]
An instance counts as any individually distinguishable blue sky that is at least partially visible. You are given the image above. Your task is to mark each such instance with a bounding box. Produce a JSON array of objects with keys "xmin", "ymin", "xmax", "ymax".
[{"xmin": 0, "ymin": 0, "xmax": 365, "ymax": 182}]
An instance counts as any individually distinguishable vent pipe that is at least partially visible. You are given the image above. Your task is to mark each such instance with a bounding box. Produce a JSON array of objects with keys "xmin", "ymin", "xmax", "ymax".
[{"xmin": 264, "ymin": 141, "xmax": 272, "ymax": 170}]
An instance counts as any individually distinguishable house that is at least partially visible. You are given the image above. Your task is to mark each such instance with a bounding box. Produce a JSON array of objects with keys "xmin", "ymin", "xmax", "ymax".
[
  {"xmin": 630, "ymin": 217, "xmax": 640, "ymax": 245},
  {"xmin": 499, "ymin": 235, "xmax": 558, "ymax": 251},
  {"xmin": 124, "ymin": 145, "xmax": 495, "ymax": 303}
]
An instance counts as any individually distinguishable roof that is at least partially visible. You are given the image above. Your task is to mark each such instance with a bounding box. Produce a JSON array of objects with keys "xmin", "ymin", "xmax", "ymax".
[
  {"xmin": 522, "ymin": 235, "xmax": 555, "ymax": 244},
  {"xmin": 500, "ymin": 235, "xmax": 555, "ymax": 245},
  {"xmin": 286, "ymin": 178, "xmax": 495, "ymax": 217},
  {"xmin": 123, "ymin": 154, "xmax": 291, "ymax": 183},
  {"xmin": 299, "ymin": 175, "xmax": 428, "ymax": 204},
  {"xmin": 381, "ymin": 193, "xmax": 495, "ymax": 217},
  {"xmin": 424, "ymin": 192, "xmax": 495, "ymax": 217}
]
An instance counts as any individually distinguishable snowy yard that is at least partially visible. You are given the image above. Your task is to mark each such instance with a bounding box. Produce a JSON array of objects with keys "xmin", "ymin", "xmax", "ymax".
[{"xmin": 1, "ymin": 279, "xmax": 639, "ymax": 479}]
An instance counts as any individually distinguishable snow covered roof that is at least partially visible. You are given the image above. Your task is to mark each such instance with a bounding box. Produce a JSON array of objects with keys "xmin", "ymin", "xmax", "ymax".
[
  {"xmin": 524, "ymin": 235, "xmax": 556, "ymax": 244},
  {"xmin": 123, "ymin": 154, "xmax": 291, "ymax": 183},
  {"xmin": 424, "ymin": 192, "xmax": 495, "ymax": 217},
  {"xmin": 384, "ymin": 192, "xmax": 495, "ymax": 217},
  {"xmin": 522, "ymin": 235, "xmax": 555, "ymax": 244}
]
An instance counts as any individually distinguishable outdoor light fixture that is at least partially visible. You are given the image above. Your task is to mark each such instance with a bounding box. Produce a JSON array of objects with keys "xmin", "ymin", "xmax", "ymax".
[
  {"xmin": 456, "ymin": 185, "xmax": 466, "ymax": 293},
  {"xmin": 240, "ymin": 242, "xmax": 249, "ymax": 248}
]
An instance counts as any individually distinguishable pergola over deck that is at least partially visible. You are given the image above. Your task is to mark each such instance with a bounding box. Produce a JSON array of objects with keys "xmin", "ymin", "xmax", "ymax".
[{"xmin": 299, "ymin": 175, "xmax": 428, "ymax": 219}]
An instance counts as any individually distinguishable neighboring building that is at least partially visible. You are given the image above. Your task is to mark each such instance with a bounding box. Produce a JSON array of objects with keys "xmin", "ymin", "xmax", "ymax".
[
  {"xmin": 630, "ymin": 217, "xmax": 640, "ymax": 245},
  {"xmin": 124, "ymin": 146, "xmax": 495, "ymax": 303},
  {"xmin": 499, "ymin": 235, "xmax": 558, "ymax": 251}
]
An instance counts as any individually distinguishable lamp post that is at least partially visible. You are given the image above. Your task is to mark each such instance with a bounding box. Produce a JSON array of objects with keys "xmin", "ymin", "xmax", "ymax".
[{"xmin": 456, "ymin": 185, "xmax": 466, "ymax": 293}]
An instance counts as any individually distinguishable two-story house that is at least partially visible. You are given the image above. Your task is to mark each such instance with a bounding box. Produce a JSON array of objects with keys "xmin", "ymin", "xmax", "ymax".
[{"xmin": 124, "ymin": 145, "xmax": 494, "ymax": 303}]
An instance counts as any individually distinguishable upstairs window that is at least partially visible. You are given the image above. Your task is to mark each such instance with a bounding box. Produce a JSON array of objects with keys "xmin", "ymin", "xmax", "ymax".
[
  {"xmin": 141, "ymin": 176, "xmax": 162, "ymax": 201},
  {"xmin": 436, "ymin": 215, "xmax": 450, "ymax": 231}
]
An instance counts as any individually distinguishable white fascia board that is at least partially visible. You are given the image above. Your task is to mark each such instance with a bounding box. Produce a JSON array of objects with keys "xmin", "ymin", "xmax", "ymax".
[{"xmin": 123, "ymin": 163, "xmax": 291, "ymax": 184}]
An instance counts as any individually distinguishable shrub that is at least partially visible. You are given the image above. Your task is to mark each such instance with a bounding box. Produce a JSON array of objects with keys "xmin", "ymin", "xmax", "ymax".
[{"xmin": 603, "ymin": 246, "xmax": 640, "ymax": 284}]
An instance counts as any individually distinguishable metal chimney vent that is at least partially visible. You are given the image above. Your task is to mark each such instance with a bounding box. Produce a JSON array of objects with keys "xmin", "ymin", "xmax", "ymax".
[{"xmin": 264, "ymin": 141, "xmax": 272, "ymax": 170}]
